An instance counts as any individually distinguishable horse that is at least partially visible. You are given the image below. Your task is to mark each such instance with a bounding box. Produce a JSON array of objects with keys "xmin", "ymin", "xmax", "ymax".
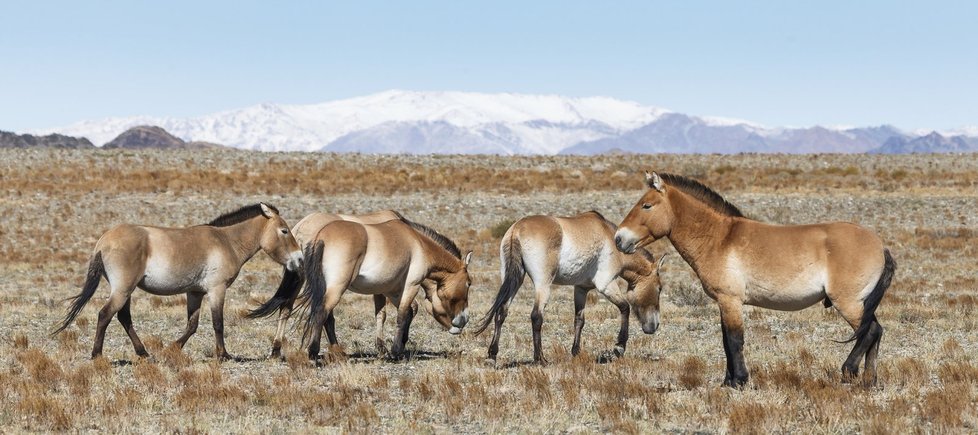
[
  {"xmin": 53, "ymin": 203, "xmax": 303, "ymax": 360},
  {"xmin": 473, "ymin": 211, "xmax": 666, "ymax": 364},
  {"xmin": 298, "ymin": 217, "xmax": 472, "ymax": 359},
  {"xmin": 614, "ymin": 172, "xmax": 895, "ymax": 387},
  {"xmin": 246, "ymin": 210, "xmax": 411, "ymax": 357}
]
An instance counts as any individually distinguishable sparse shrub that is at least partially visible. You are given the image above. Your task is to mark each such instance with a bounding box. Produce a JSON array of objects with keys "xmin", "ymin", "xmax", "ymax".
[
  {"xmin": 490, "ymin": 219, "xmax": 515, "ymax": 239},
  {"xmin": 678, "ymin": 356, "xmax": 706, "ymax": 389}
]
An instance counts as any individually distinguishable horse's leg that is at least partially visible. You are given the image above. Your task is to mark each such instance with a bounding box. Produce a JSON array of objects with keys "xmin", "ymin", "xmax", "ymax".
[
  {"xmin": 598, "ymin": 281, "xmax": 631, "ymax": 358},
  {"xmin": 271, "ymin": 296, "xmax": 295, "ymax": 358},
  {"xmin": 390, "ymin": 285, "xmax": 423, "ymax": 358},
  {"xmin": 530, "ymin": 283, "xmax": 552, "ymax": 364},
  {"xmin": 308, "ymin": 286, "xmax": 345, "ymax": 360},
  {"xmin": 487, "ymin": 300, "xmax": 510, "ymax": 361},
  {"xmin": 116, "ymin": 298, "xmax": 148, "ymax": 357},
  {"xmin": 833, "ymin": 297, "xmax": 876, "ymax": 382},
  {"xmin": 863, "ymin": 320, "xmax": 883, "ymax": 386},
  {"xmin": 92, "ymin": 272, "xmax": 140, "ymax": 359},
  {"xmin": 174, "ymin": 291, "xmax": 204, "ymax": 349},
  {"xmin": 324, "ymin": 311, "xmax": 338, "ymax": 346},
  {"xmin": 718, "ymin": 295, "xmax": 749, "ymax": 388},
  {"xmin": 571, "ymin": 286, "xmax": 588, "ymax": 357},
  {"xmin": 207, "ymin": 285, "xmax": 232, "ymax": 360},
  {"xmin": 373, "ymin": 295, "xmax": 388, "ymax": 355}
]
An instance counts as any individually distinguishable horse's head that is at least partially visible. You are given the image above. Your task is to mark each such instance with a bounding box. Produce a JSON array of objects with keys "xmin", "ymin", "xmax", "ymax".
[
  {"xmin": 625, "ymin": 252, "xmax": 668, "ymax": 335},
  {"xmin": 427, "ymin": 251, "xmax": 473, "ymax": 334},
  {"xmin": 616, "ymin": 171, "xmax": 674, "ymax": 254},
  {"xmin": 257, "ymin": 203, "xmax": 303, "ymax": 272}
]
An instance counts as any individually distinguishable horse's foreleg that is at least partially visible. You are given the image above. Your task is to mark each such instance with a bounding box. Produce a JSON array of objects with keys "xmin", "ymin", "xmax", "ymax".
[
  {"xmin": 207, "ymin": 286, "xmax": 232, "ymax": 361},
  {"xmin": 175, "ymin": 292, "xmax": 203, "ymax": 349},
  {"xmin": 391, "ymin": 285, "xmax": 422, "ymax": 358},
  {"xmin": 718, "ymin": 296, "xmax": 748, "ymax": 388},
  {"xmin": 571, "ymin": 286, "xmax": 588, "ymax": 357},
  {"xmin": 117, "ymin": 298, "xmax": 148, "ymax": 357},
  {"xmin": 373, "ymin": 295, "xmax": 388, "ymax": 355},
  {"xmin": 599, "ymin": 281, "xmax": 630, "ymax": 358}
]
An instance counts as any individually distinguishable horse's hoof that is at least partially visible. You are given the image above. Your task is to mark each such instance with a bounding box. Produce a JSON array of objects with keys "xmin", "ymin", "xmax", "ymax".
[{"xmin": 722, "ymin": 377, "xmax": 749, "ymax": 389}]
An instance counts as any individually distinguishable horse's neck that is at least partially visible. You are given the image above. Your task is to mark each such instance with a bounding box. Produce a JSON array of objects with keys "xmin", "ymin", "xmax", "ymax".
[
  {"xmin": 666, "ymin": 190, "xmax": 733, "ymax": 275},
  {"xmin": 215, "ymin": 218, "xmax": 265, "ymax": 265},
  {"xmin": 420, "ymin": 237, "xmax": 461, "ymax": 276},
  {"xmin": 620, "ymin": 252, "xmax": 653, "ymax": 280}
]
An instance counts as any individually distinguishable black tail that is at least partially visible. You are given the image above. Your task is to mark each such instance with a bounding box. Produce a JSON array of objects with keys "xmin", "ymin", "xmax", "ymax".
[
  {"xmin": 246, "ymin": 267, "xmax": 304, "ymax": 319},
  {"xmin": 297, "ymin": 241, "xmax": 326, "ymax": 345},
  {"xmin": 52, "ymin": 252, "xmax": 104, "ymax": 335},
  {"xmin": 837, "ymin": 248, "xmax": 896, "ymax": 344},
  {"xmin": 473, "ymin": 234, "xmax": 524, "ymax": 335}
]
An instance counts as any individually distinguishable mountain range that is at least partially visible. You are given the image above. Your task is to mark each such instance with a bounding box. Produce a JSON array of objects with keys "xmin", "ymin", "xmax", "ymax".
[{"xmin": 29, "ymin": 90, "xmax": 978, "ymax": 154}]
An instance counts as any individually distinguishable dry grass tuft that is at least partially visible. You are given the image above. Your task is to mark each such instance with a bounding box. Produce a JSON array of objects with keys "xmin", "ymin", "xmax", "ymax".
[
  {"xmin": 15, "ymin": 388, "xmax": 73, "ymax": 430},
  {"xmin": 728, "ymin": 402, "xmax": 769, "ymax": 433},
  {"xmin": 159, "ymin": 343, "xmax": 193, "ymax": 370},
  {"xmin": 15, "ymin": 348, "xmax": 63, "ymax": 387},
  {"xmin": 134, "ymin": 360, "xmax": 168, "ymax": 391},
  {"xmin": 922, "ymin": 385, "xmax": 970, "ymax": 427},
  {"xmin": 13, "ymin": 332, "xmax": 28, "ymax": 349},
  {"xmin": 678, "ymin": 356, "xmax": 706, "ymax": 389}
]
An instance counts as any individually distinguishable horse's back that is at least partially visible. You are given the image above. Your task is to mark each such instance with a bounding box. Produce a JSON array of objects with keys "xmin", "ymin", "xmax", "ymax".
[
  {"xmin": 510, "ymin": 212, "xmax": 617, "ymax": 286},
  {"xmin": 293, "ymin": 211, "xmax": 402, "ymax": 247}
]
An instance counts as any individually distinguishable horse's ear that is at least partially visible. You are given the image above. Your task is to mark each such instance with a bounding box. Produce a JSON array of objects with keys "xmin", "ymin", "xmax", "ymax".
[
  {"xmin": 656, "ymin": 253, "xmax": 669, "ymax": 272},
  {"xmin": 464, "ymin": 251, "xmax": 473, "ymax": 266},
  {"xmin": 646, "ymin": 171, "xmax": 665, "ymax": 192},
  {"xmin": 259, "ymin": 202, "xmax": 277, "ymax": 218}
]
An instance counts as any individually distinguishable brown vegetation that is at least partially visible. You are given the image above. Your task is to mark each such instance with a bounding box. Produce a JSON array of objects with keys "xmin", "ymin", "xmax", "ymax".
[{"xmin": 0, "ymin": 149, "xmax": 976, "ymax": 432}]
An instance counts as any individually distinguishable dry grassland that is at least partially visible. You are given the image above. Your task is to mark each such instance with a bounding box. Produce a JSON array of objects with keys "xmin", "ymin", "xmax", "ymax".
[{"xmin": 0, "ymin": 149, "xmax": 977, "ymax": 433}]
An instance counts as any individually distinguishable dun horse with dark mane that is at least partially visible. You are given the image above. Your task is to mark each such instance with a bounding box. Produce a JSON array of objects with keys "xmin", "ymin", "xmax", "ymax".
[
  {"xmin": 54, "ymin": 203, "xmax": 303, "ymax": 360},
  {"xmin": 615, "ymin": 172, "xmax": 895, "ymax": 387}
]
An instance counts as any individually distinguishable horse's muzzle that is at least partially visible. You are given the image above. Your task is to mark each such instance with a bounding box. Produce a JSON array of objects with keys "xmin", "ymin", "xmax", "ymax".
[
  {"xmin": 286, "ymin": 252, "xmax": 303, "ymax": 272},
  {"xmin": 449, "ymin": 310, "xmax": 469, "ymax": 335}
]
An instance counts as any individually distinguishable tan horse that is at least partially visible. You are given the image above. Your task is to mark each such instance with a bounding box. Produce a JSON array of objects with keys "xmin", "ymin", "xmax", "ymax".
[
  {"xmin": 54, "ymin": 203, "xmax": 303, "ymax": 360},
  {"xmin": 299, "ymin": 218, "xmax": 472, "ymax": 359},
  {"xmin": 473, "ymin": 211, "xmax": 665, "ymax": 363},
  {"xmin": 615, "ymin": 172, "xmax": 895, "ymax": 387},
  {"xmin": 247, "ymin": 210, "xmax": 406, "ymax": 357}
]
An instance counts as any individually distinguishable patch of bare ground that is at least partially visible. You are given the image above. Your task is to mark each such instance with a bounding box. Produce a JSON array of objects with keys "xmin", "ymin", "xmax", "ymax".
[{"xmin": 0, "ymin": 149, "xmax": 977, "ymax": 432}]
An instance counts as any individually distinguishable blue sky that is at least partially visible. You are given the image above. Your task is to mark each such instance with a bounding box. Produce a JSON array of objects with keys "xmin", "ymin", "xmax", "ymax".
[{"xmin": 1, "ymin": 0, "xmax": 975, "ymax": 132}]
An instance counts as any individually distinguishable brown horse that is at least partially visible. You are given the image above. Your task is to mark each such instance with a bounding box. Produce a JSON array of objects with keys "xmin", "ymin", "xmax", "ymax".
[
  {"xmin": 473, "ymin": 211, "xmax": 666, "ymax": 363},
  {"xmin": 615, "ymin": 172, "xmax": 895, "ymax": 387},
  {"xmin": 298, "ymin": 217, "xmax": 472, "ymax": 359},
  {"xmin": 247, "ymin": 210, "xmax": 406, "ymax": 357},
  {"xmin": 54, "ymin": 203, "xmax": 303, "ymax": 360}
]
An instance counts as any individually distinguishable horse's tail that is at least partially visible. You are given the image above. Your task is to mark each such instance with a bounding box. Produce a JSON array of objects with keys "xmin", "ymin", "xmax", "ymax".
[
  {"xmin": 52, "ymin": 252, "xmax": 104, "ymax": 335},
  {"xmin": 837, "ymin": 248, "xmax": 895, "ymax": 344},
  {"xmin": 246, "ymin": 267, "xmax": 304, "ymax": 319},
  {"xmin": 297, "ymin": 240, "xmax": 326, "ymax": 345},
  {"xmin": 473, "ymin": 231, "xmax": 524, "ymax": 335}
]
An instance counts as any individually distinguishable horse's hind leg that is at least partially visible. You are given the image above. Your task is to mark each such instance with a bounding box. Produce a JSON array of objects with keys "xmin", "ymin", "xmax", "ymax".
[
  {"xmin": 373, "ymin": 295, "xmax": 388, "ymax": 355},
  {"xmin": 174, "ymin": 292, "xmax": 204, "ymax": 349},
  {"xmin": 271, "ymin": 297, "xmax": 295, "ymax": 358},
  {"xmin": 487, "ymin": 301, "xmax": 510, "ymax": 361},
  {"xmin": 92, "ymin": 271, "xmax": 140, "ymax": 359},
  {"xmin": 834, "ymin": 298, "xmax": 876, "ymax": 382},
  {"xmin": 207, "ymin": 285, "xmax": 233, "ymax": 360},
  {"xmin": 117, "ymin": 298, "xmax": 148, "ymax": 357},
  {"xmin": 571, "ymin": 286, "xmax": 588, "ymax": 356},
  {"xmin": 862, "ymin": 320, "xmax": 883, "ymax": 386},
  {"xmin": 530, "ymin": 284, "xmax": 552, "ymax": 364},
  {"xmin": 717, "ymin": 295, "xmax": 749, "ymax": 388}
]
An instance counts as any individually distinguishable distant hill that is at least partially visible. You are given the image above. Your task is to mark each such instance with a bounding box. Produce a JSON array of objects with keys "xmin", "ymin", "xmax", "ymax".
[
  {"xmin": 870, "ymin": 132, "xmax": 978, "ymax": 154},
  {"xmin": 103, "ymin": 126, "xmax": 224, "ymax": 150},
  {"xmin": 0, "ymin": 130, "xmax": 94, "ymax": 148},
  {"xmin": 32, "ymin": 90, "xmax": 978, "ymax": 154}
]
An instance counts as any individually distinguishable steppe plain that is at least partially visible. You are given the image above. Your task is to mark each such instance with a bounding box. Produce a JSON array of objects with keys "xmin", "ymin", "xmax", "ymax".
[{"xmin": 0, "ymin": 149, "xmax": 976, "ymax": 433}]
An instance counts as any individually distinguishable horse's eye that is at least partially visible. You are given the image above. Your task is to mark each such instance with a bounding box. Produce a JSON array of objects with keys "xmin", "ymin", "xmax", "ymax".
[
  {"xmin": 642, "ymin": 203, "xmax": 653, "ymax": 210},
  {"xmin": 280, "ymin": 228, "xmax": 288, "ymax": 234}
]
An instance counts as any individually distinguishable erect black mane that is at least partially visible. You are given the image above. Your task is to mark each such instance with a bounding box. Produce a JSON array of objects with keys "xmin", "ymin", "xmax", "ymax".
[
  {"xmin": 207, "ymin": 203, "xmax": 277, "ymax": 227},
  {"xmin": 401, "ymin": 217, "xmax": 462, "ymax": 259},
  {"xmin": 660, "ymin": 173, "xmax": 745, "ymax": 218}
]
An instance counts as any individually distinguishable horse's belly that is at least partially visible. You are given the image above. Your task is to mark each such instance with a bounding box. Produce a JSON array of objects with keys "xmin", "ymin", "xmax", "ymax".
[
  {"xmin": 138, "ymin": 271, "xmax": 197, "ymax": 295},
  {"xmin": 744, "ymin": 276, "xmax": 825, "ymax": 311}
]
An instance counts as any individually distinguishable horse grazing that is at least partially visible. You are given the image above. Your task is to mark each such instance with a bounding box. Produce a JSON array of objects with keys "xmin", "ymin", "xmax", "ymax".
[
  {"xmin": 247, "ymin": 210, "xmax": 407, "ymax": 357},
  {"xmin": 54, "ymin": 203, "xmax": 303, "ymax": 360},
  {"xmin": 473, "ymin": 211, "xmax": 666, "ymax": 363},
  {"xmin": 299, "ymin": 218, "xmax": 472, "ymax": 359},
  {"xmin": 615, "ymin": 172, "xmax": 895, "ymax": 387}
]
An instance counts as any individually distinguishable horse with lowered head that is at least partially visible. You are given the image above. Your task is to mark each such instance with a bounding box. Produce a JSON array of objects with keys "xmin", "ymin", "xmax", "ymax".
[
  {"xmin": 615, "ymin": 172, "xmax": 895, "ymax": 387},
  {"xmin": 298, "ymin": 217, "xmax": 472, "ymax": 359},
  {"xmin": 247, "ymin": 210, "xmax": 410, "ymax": 357},
  {"xmin": 474, "ymin": 211, "xmax": 666, "ymax": 363},
  {"xmin": 54, "ymin": 203, "xmax": 303, "ymax": 360}
]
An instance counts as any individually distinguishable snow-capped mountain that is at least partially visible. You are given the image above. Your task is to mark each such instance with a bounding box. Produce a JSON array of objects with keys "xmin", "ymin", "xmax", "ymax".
[{"xmin": 31, "ymin": 90, "xmax": 977, "ymax": 154}]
